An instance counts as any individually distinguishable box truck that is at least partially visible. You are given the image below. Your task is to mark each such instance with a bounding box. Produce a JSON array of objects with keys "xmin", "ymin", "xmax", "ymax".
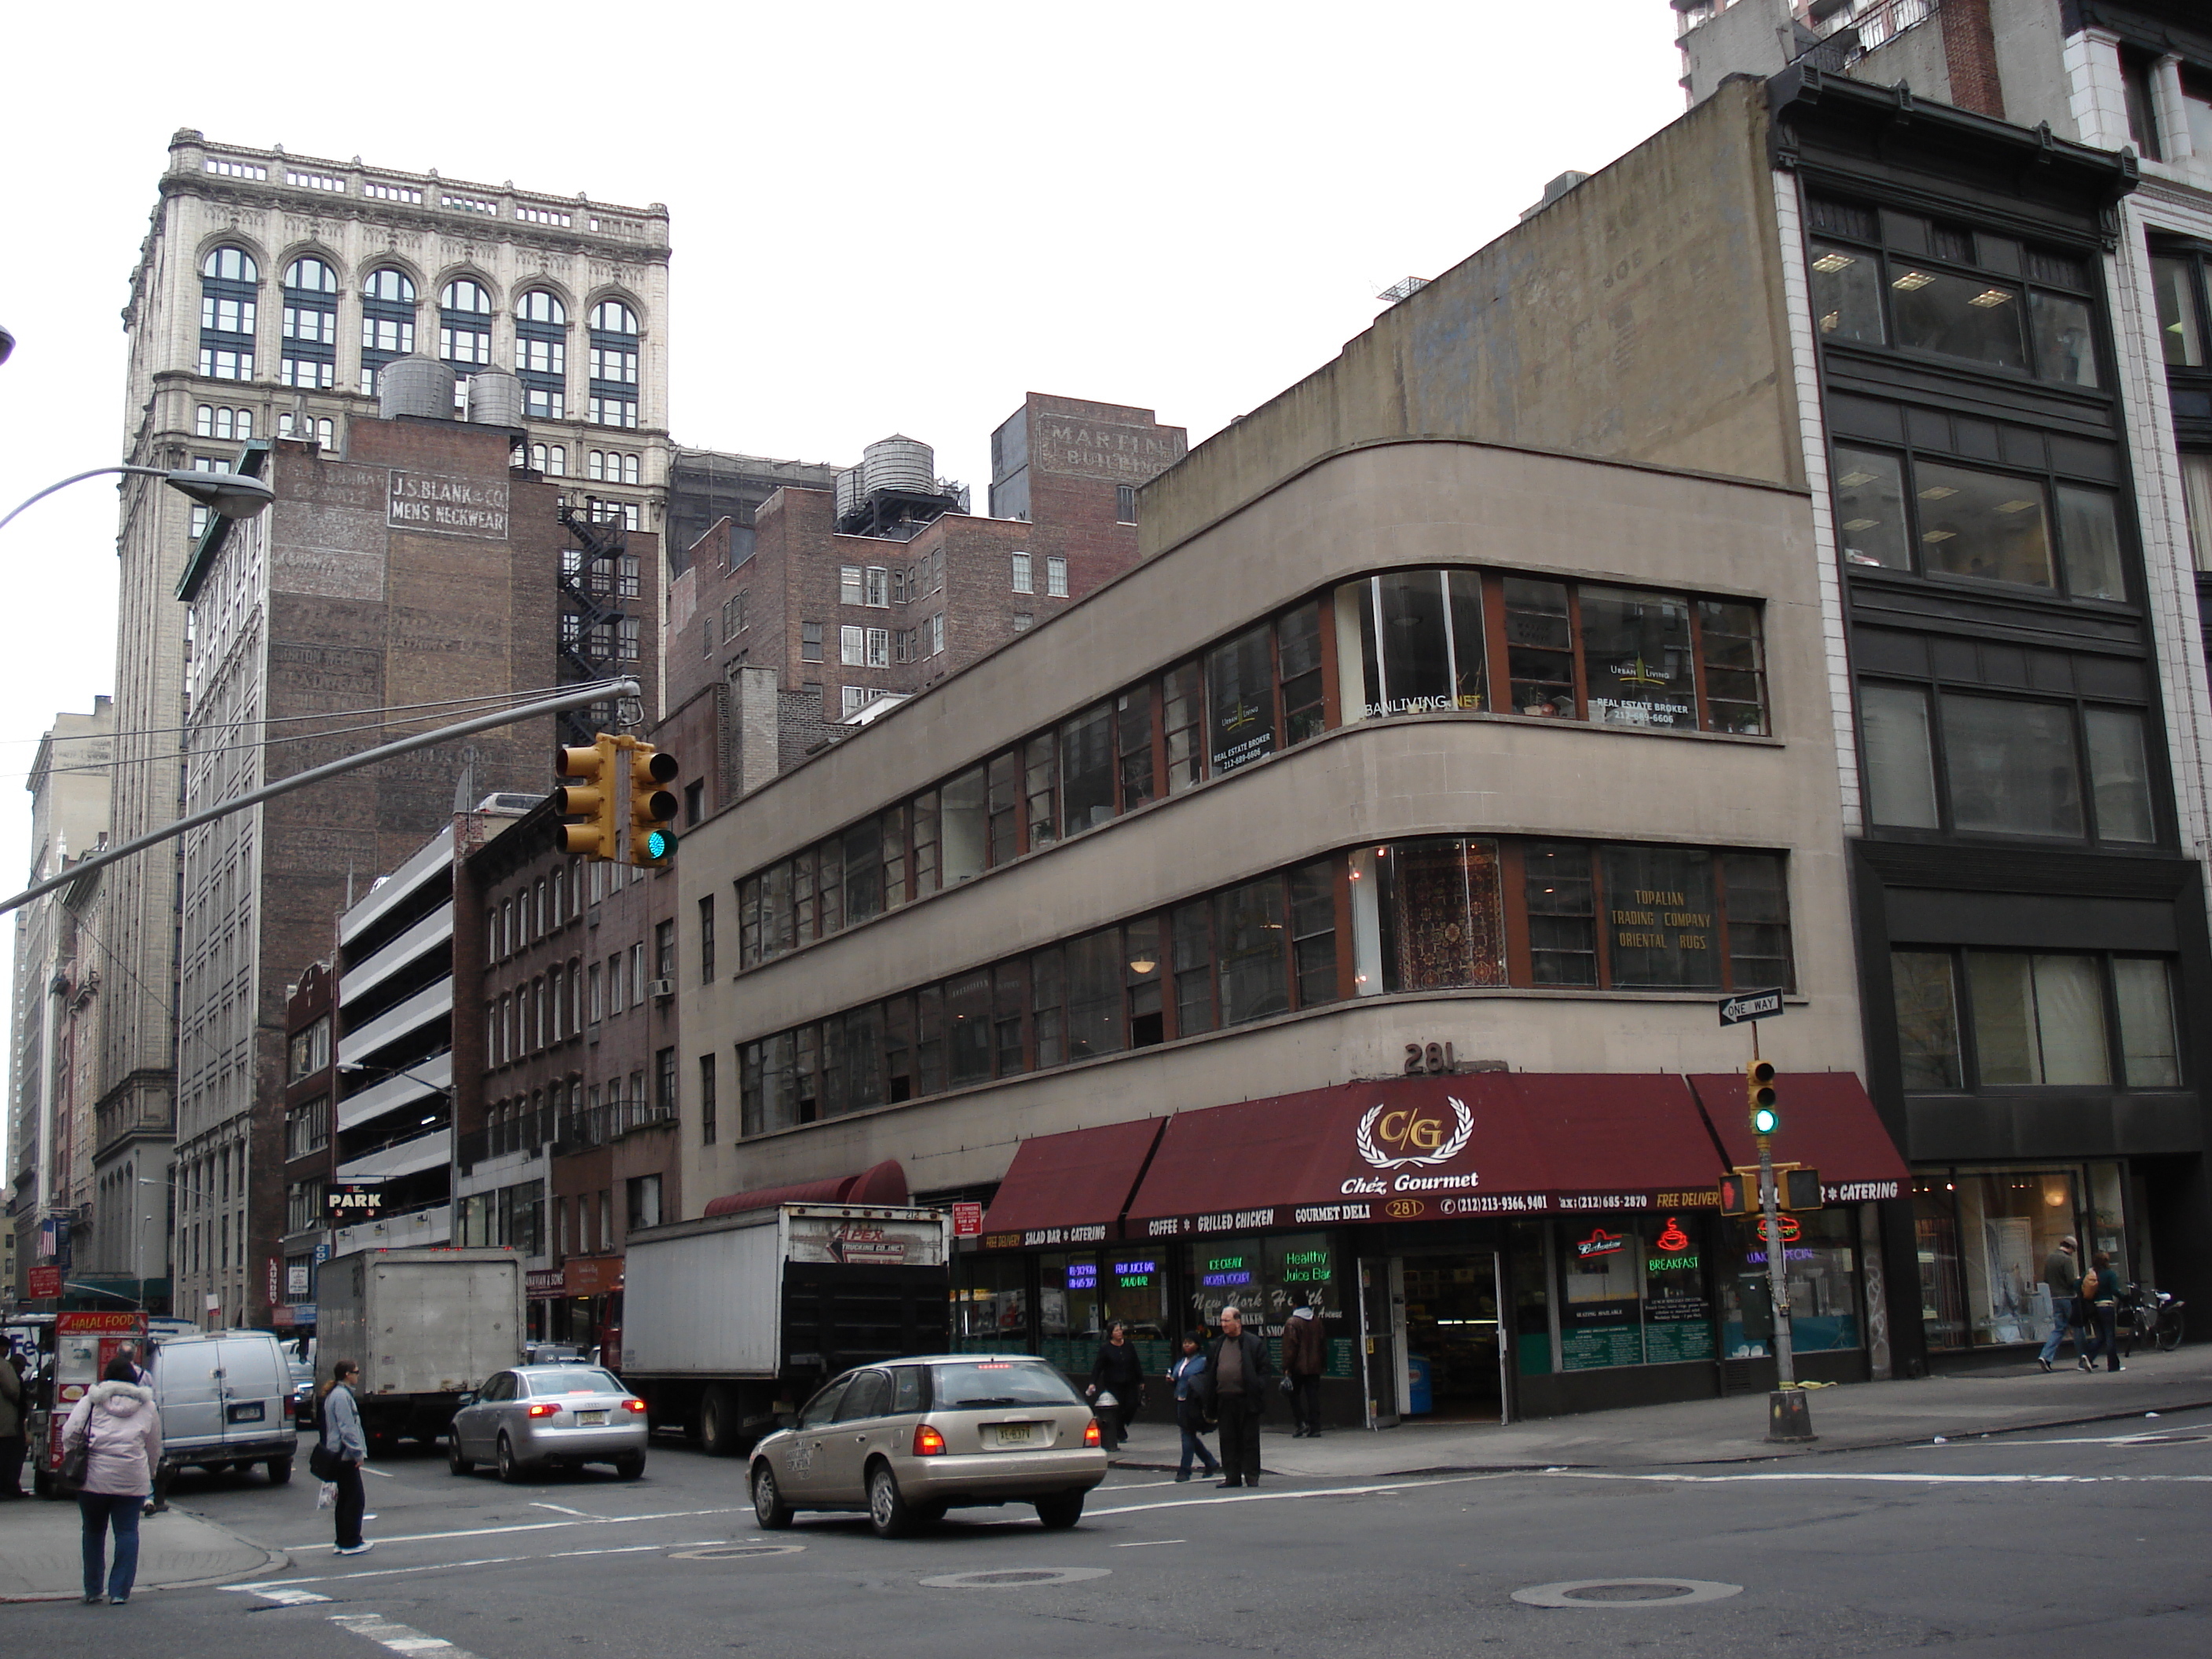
[
  {"xmin": 621, "ymin": 1203, "xmax": 950, "ymax": 1456},
  {"xmin": 317, "ymin": 1247, "xmax": 525, "ymax": 1445}
]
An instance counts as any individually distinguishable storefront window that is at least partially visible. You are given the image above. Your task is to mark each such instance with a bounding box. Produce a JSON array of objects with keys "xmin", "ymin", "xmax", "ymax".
[
  {"xmin": 1642, "ymin": 1215, "xmax": 1715, "ymax": 1364},
  {"xmin": 1102, "ymin": 1251, "xmax": 1172, "ymax": 1372},
  {"xmin": 1038, "ymin": 1252, "xmax": 1104, "ymax": 1375},
  {"xmin": 1557, "ymin": 1218, "xmax": 1646, "ymax": 1370},
  {"xmin": 954, "ymin": 1254, "xmax": 1028, "ymax": 1353},
  {"xmin": 1510, "ymin": 1222, "xmax": 1551, "ymax": 1376},
  {"xmin": 1377, "ymin": 838, "xmax": 1505, "ymax": 991},
  {"xmin": 1915, "ymin": 1171, "xmax": 2086, "ymax": 1350},
  {"xmin": 1185, "ymin": 1237, "xmax": 1264, "ymax": 1330},
  {"xmin": 1719, "ymin": 1210, "xmax": 1859, "ymax": 1358}
]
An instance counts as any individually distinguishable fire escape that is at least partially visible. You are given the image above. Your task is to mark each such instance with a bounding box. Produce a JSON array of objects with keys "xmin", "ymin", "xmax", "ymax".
[{"xmin": 555, "ymin": 500, "xmax": 631, "ymax": 747}]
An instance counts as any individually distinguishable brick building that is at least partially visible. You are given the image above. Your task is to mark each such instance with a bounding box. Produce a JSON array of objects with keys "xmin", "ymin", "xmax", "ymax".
[
  {"xmin": 666, "ymin": 398, "xmax": 1185, "ymax": 726},
  {"xmin": 167, "ymin": 408, "xmax": 658, "ymax": 1329}
]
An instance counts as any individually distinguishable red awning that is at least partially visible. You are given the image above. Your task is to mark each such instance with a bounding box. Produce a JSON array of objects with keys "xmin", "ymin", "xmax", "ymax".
[
  {"xmin": 1122, "ymin": 1074, "xmax": 1727, "ymax": 1239},
  {"xmin": 702, "ymin": 1158, "xmax": 908, "ymax": 1218},
  {"xmin": 1688, "ymin": 1072, "xmax": 1908, "ymax": 1202},
  {"xmin": 976, "ymin": 1119, "xmax": 1167, "ymax": 1247}
]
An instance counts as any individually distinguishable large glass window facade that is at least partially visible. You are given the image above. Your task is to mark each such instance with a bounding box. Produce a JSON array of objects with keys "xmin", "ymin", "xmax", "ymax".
[
  {"xmin": 588, "ymin": 298, "xmax": 640, "ymax": 427},
  {"xmin": 280, "ymin": 256, "xmax": 338, "ymax": 389},
  {"xmin": 1914, "ymin": 1166, "xmax": 2131, "ymax": 1352},
  {"xmin": 515, "ymin": 290, "xmax": 568, "ymax": 419},
  {"xmin": 360, "ymin": 267, "xmax": 417, "ymax": 395},
  {"xmin": 198, "ymin": 246, "xmax": 258, "ymax": 381},
  {"xmin": 1888, "ymin": 947, "xmax": 2179, "ymax": 1092}
]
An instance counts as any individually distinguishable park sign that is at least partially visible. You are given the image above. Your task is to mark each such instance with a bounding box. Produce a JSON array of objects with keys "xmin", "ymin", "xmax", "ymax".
[{"xmin": 1717, "ymin": 988, "xmax": 1785, "ymax": 1027}]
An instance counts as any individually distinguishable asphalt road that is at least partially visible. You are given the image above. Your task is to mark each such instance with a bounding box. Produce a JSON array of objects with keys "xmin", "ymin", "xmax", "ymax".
[{"xmin": 9, "ymin": 1411, "xmax": 2209, "ymax": 1657}]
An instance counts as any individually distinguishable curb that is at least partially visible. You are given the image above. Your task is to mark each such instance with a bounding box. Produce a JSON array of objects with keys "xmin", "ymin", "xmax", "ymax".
[
  {"xmin": 0, "ymin": 1504, "xmax": 291, "ymax": 1605},
  {"xmin": 1106, "ymin": 1395, "xmax": 2212, "ymax": 1481}
]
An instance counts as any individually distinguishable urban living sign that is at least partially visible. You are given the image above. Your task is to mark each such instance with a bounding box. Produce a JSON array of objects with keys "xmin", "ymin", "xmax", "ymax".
[{"xmin": 386, "ymin": 471, "xmax": 510, "ymax": 539}]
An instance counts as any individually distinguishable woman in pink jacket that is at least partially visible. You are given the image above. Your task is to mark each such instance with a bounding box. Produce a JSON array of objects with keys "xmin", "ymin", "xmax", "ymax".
[{"xmin": 61, "ymin": 1354, "xmax": 163, "ymax": 1605}]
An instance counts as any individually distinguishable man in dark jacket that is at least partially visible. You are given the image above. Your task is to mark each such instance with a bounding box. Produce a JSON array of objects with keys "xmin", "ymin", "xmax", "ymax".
[
  {"xmin": 1281, "ymin": 1304, "xmax": 1326, "ymax": 1437},
  {"xmin": 2038, "ymin": 1236, "xmax": 2080, "ymax": 1372},
  {"xmin": 1199, "ymin": 1306, "xmax": 1274, "ymax": 1489}
]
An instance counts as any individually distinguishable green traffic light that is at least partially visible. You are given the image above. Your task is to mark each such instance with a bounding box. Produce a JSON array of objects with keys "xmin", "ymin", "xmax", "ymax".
[
  {"xmin": 1753, "ymin": 1105, "xmax": 1778, "ymax": 1135},
  {"xmin": 646, "ymin": 828, "xmax": 673, "ymax": 861}
]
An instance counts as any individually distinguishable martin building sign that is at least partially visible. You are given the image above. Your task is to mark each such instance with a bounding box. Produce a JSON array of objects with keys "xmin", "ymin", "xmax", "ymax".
[{"xmin": 386, "ymin": 471, "xmax": 510, "ymax": 539}]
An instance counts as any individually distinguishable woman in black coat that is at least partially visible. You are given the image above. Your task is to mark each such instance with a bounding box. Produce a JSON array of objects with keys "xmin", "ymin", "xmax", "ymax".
[{"xmin": 1086, "ymin": 1322, "xmax": 1146, "ymax": 1451}]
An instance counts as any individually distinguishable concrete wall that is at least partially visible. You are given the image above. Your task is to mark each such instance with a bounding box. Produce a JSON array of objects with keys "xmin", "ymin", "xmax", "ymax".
[
  {"xmin": 1137, "ymin": 81, "xmax": 1802, "ymax": 563},
  {"xmin": 1681, "ymin": 0, "xmax": 1798, "ymax": 106},
  {"xmin": 674, "ymin": 437, "xmax": 1855, "ymax": 1208}
]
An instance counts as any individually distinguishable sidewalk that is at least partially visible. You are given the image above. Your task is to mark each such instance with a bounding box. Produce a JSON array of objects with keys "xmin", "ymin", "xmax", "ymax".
[
  {"xmin": 0, "ymin": 1497, "xmax": 283, "ymax": 1602},
  {"xmin": 1112, "ymin": 1345, "xmax": 2212, "ymax": 1478}
]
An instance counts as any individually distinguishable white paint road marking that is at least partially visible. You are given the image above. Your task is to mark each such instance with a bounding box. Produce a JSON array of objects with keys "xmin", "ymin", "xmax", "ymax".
[
  {"xmin": 281, "ymin": 1505, "xmax": 748, "ymax": 1551},
  {"xmin": 1543, "ymin": 1470, "xmax": 2212, "ymax": 1486},
  {"xmin": 1111, "ymin": 1539, "xmax": 1186, "ymax": 1547},
  {"xmin": 529, "ymin": 1502, "xmax": 596, "ymax": 1516},
  {"xmin": 225, "ymin": 1542, "xmax": 731, "ymax": 1602},
  {"xmin": 331, "ymin": 1612, "xmax": 479, "ymax": 1659},
  {"xmin": 361, "ymin": 1466, "xmax": 396, "ymax": 1478},
  {"xmin": 1079, "ymin": 1473, "xmax": 1510, "ymax": 1518},
  {"xmin": 1929, "ymin": 1431, "xmax": 2212, "ymax": 1448}
]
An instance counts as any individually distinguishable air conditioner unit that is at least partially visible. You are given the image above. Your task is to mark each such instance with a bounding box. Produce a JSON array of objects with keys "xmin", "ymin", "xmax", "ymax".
[{"xmin": 646, "ymin": 978, "xmax": 675, "ymax": 1000}]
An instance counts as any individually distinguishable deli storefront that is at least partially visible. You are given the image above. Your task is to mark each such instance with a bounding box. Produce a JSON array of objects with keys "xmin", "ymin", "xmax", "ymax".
[{"xmin": 958, "ymin": 1072, "xmax": 1908, "ymax": 1425}]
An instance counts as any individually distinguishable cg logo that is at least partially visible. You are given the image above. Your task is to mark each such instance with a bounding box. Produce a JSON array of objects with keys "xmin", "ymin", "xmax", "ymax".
[{"xmin": 1356, "ymin": 1096, "xmax": 1474, "ymax": 1170}]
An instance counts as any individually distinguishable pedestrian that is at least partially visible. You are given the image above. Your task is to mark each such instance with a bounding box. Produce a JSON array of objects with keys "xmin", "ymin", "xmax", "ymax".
[
  {"xmin": 1199, "ymin": 1305, "xmax": 1274, "ymax": 1489},
  {"xmin": 320, "ymin": 1360, "xmax": 372, "ymax": 1555},
  {"xmin": 2082, "ymin": 1251, "xmax": 2125, "ymax": 1374},
  {"xmin": 60, "ymin": 1353, "xmax": 162, "ymax": 1605},
  {"xmin": 1086, "ymin": 1321, "xmax": 1145, "ymax": 1452},
  {"xmin": 2038, "ymin": 1236, "xmax": 2081, "ymax": 1373},
  {"xmin": 1166, "ymin": 1331, "xmax": 1221, "ymax": 1483},
  {"xmin": 0, "ymin": 1344, "xmax": 27, "ymax": 1499},
  {"xmin": 1281, "ymin": 1302, "xmax": 1326, "ymax": 1437}
]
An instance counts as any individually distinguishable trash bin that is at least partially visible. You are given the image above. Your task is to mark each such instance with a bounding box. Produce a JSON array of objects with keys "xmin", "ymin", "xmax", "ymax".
[{"xmin": 1405, "ymin": 1353, "xmax": 1433, "ymax": 1415}]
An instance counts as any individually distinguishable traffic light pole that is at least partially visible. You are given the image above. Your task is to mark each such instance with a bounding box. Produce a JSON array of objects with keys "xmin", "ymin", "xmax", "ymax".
[
  {"xmin": 0, "ymin": 677, "xmax": 641, "ymax": 921},
  {"xmin": 1751, "ymin": 1026, "xmax": 1814, "ymax": 1442}
]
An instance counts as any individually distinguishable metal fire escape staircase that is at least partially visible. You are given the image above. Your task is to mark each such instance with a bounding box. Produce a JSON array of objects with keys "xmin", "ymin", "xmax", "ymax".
[{"xmin": 555, "ymin": 500, "xmax": 629, "ymax": 746}]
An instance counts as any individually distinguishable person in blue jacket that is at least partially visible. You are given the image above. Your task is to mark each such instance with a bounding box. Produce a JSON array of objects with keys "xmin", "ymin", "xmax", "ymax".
[{"xmin": 1166, "ymin": 1331, "xmax": 1221, "ymax": 1483}]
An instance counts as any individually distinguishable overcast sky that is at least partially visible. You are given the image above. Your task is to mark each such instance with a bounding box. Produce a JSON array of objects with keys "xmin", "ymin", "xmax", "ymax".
[{"xmin": 0, "ymin": 2, "xmax": 1689, "ymax": 1166}]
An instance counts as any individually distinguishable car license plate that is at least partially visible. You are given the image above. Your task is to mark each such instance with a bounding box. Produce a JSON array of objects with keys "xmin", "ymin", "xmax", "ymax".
[
  {"xmin": 995, "ymin": 1423, "xmax": 1035, "ymax": 1446},
  {"xmin": 577, "ymin": 1410, "xmax": 608, "ymax": 1426}
]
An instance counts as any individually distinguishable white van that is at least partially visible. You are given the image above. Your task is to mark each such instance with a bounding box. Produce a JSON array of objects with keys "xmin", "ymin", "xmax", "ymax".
[{"xmin": 147, "ymin": 1331, "xmax": 300, "ymax": 1485}]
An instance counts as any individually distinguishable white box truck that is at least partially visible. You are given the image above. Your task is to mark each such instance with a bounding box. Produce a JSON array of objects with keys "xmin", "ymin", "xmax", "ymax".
[
  {"xmin": 621, "ymin": 1203, "xmax": 950, "ymax": 1456},
  {"xmin": 317, "ymin": 1247, "xmax": 525, "ymax": 1445}
]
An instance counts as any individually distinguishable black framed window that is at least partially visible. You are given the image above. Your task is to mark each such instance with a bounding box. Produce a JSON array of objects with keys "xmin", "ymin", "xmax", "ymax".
[
  {"xmin": 280, "ymin": 256, "xmax": 338, "ymax": 389},
  {"xmin": 515, "ymin": 289, "xmax": 568, "ymax": 419},
  {"xmin": 198, "ymin": 246, "xmax": 258, "ymax": 381},
  {"xmin": 1891, "ymin": 947, "xmax": 2181, "ymax": 1092},
  {"xmin": 439, "ymin": 277, "xmax": 493, "ymax": 408},
  {"xmin": 1806, "ymin": 196, "xmax": 2103, "ymax": 390},
  {"xmin": 360, "ymin": 267, "xmax": 417, "ymax": 395},
  {"xmin": 588, "ymin": 298, "xmax": 640, "ymax": 429},
  {"xmin": 1833, "ymin": 443, "xmax": 2130, "ymax": 602}
]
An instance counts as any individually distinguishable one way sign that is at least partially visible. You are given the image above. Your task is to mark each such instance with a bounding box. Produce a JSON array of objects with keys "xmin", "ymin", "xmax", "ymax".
[{"xmin": 1717, "ymin": 988, "xmax": 1785, "ymax": 1026}]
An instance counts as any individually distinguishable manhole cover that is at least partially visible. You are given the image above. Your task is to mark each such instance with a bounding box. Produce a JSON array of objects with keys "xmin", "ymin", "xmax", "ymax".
[
  {"xmin": 1513, "ymin": 1578, "xmax": 1742, "ymax": 1608},
  {"xmin": 669, "ymin": 1544, "xmax": 808, "ymax": 1560},
  {"xmin": 918, "ymin": 1567, "xmax": 1112, "ymax": 1590}
]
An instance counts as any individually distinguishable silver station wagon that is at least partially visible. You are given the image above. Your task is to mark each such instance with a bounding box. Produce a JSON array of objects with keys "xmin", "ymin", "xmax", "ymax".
[
  {"xmin": 749, "ymin": 1355, "xmax": 1107, "ymax": 1537},
  {"xmin": 448, "ymin": 1364, "xmax": 648, "ymax": 1481}
]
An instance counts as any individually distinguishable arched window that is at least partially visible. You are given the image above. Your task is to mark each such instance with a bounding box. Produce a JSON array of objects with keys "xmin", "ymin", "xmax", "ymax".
[
  {"xmin": 280, "ymin": 256, "xmax": 339, "ymax": 389},
  {"xmin": 621, "ymin": 452, "xmax": 641, "ymax": 485},
  {"xmin": 530, "ymin": 441, "xmax": 566, "ymax": 476},
  {"xmin": 194, "ymin": 406, "xmax": 254, "ymax": 441},
  {"xmin": 440, "ymin": 278, "xmax": 494, "ymax": 408},
  {"xmin": 360, "ymin": 268, "xmax": 417, "ymax": 395},
  {"xmin": 278, "ymin": 412, "xmax": 335, "ymax": 447},
  {"xmin": 515, "ymin": 290, "xmax": 567, "ymax": 420},
  {"xmin": 199, "ymin": 246, "xmax": 258, "ymax": 381},
  {"xmin": 588, "ymin": 299, "xmax": 639, "ymax": 428}
]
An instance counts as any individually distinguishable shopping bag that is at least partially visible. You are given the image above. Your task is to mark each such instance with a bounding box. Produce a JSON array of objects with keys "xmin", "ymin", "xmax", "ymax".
[{"xmin": 317, "ymin": 1481, "xmax": 338, "ymax": 1510}]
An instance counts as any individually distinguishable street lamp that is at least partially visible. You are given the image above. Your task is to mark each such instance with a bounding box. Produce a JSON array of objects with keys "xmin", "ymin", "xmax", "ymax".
[{"xmin": 0, "ymin": 463, "xmax": 275, "ymax": 535}]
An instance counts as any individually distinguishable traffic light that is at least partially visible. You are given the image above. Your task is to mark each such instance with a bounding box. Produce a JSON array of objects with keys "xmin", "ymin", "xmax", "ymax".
[
  {"xmin": 629, "ymin": 744, "xmax": 679, "ymax": 866},
  {"xmin": 555, "ymin": 738, "xmax": 621, "ymax": 861},
  {"xmin": 1784, "ymin": 1168, "xmax": 1823, "ymax": 1210},
  {"xmin": 1747, "ymin": 1059, "xmax": 1778, "ymax": 1137},
  {"xmin": 1718, "ymin": 1170, "xmax": 1752, "ymax": 1216}
]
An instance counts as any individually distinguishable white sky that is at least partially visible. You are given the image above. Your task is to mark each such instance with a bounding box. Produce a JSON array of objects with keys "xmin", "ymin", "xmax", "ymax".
[{"xmin": 0, "ymin": 2, "xmax": 1689, "ymax": 1172}]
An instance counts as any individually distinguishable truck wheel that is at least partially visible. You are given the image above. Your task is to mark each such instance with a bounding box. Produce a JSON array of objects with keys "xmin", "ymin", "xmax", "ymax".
[
  {"xmin": 751, "ymin": 1463, "xmax": 793, "ymax": 1529},
  {"xmin": 1034, "ymin": 1492, "xmax": 1085, "ymax": 1530},
  {"xmin": 699, "ymin": 1387, "xmax": 737, "ymax": 1457},
  {"xmin": 496, "ymin": 1434, "xmax": 527, "ymax": 1484},
  {"xmin": 866, "ymin": 1462, "xmax": 917, "ymax": 1539},
  {"xmin": 449, "ymin": 1437, "xmax": 475, "ymax": 1476},
  {"xmin": 266, "ymin": 1456, "xmax": 293, "ymax": 1486}
]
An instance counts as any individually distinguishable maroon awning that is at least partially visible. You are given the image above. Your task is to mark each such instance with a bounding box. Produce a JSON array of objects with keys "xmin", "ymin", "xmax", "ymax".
[
  {"xmin": 702, "ymin": 1158, "xmax": 908, "ymax": 1218},
  {"xmin": 1687, "ymin": 1072, "xmax": 1908, "ymax": 1202},
  {"xmin": 976, "ymin": 1119, "xmax": 1167, "ymax": 1248},
  {"xmin": 1122, "ymin": 1074, "xmax": 1726, "ymax": 1239}
]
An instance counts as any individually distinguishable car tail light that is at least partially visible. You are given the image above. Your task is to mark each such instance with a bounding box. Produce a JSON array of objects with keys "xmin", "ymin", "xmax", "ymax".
[
  {"xmin": 913, "ymin": 1423, "xmax": 947, "ymax": 1456},
  {"xmin": 1083, "ymin": 1419, "xmax": 1102, "ymax": 1447},
  {"xmin": 527, "ymin": 1402, "xmax": 558, "ymax": 1418},
  {"xmin": 623, "ymin": 1398, "xmax": 648, "ymax": 1414}
]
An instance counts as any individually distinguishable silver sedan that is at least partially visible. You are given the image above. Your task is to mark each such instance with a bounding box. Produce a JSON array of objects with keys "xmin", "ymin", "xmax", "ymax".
[
  {"xmin": 749, "ymin": 1355, "xmax": 1107, "ymax": 1538},
  {"xmin": 448, "ymin": 1364, "xmax": 647, "ymax": 1482}
]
